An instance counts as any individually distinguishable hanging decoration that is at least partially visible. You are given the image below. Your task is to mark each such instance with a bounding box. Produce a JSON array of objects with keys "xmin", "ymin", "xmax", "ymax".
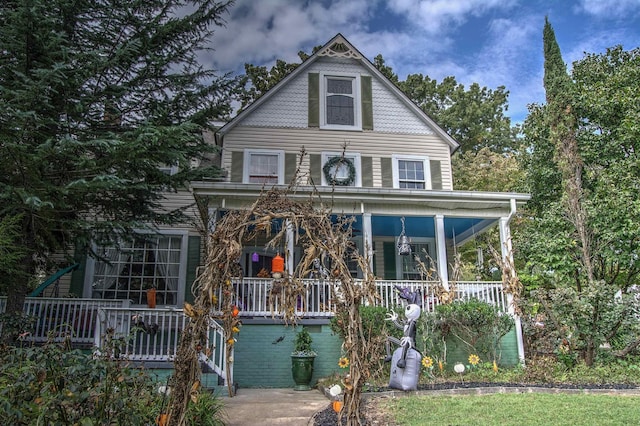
[
  {"xmin": 397, "ymin": 216, "xmax": 412, "ymax": 256},
  {"xmin": 323, "ymin": 156, "xmax": 356, "ymax": 186},
  {"xmin": 251, "ymin": 252, "xmax": 260, "ymax": 262},
  {"xmin": 271, "ymin": 253, "xmax": 284, "ymax": 278}
]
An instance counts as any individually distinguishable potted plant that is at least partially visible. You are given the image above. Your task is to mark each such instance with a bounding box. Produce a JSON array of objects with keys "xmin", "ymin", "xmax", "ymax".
[{"xmin": 291, "ymin": 327, "xmax": 317, "ymax": 391}]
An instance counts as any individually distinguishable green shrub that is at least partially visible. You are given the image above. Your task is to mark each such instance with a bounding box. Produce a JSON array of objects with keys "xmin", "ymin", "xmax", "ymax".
[
  {"xmin": 0, "ymin": 341, "xmax": 226, "ymax": 425},
  {"xmin": 423, "ymin": 299, "xmax": 514, "ymax": 362}
]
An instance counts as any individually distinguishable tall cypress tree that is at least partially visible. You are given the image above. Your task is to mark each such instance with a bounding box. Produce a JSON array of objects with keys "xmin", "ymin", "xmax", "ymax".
[
  {"xmin": 543, "ymin": 17, "xmax": 594, "ymax": 286},
  {"xmin": 0, "ymin": 0, "xmax": 238, "ymax": 317}
]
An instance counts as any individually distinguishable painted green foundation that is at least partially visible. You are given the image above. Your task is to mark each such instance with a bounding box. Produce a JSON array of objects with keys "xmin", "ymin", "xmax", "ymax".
[{"xmin": 231, "ymin": 322, "xmax": 342, "ymax": 388}]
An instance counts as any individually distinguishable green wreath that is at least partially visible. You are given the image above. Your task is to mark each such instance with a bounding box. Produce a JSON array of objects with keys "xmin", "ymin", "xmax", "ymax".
[{"xmin": 323, "ymin": 156, "xmax": 356, "ymax": 186}]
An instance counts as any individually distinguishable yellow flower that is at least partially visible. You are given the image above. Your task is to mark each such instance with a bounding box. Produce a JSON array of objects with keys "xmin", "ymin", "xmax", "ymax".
[
  {"xmin": 226, "ymin": 338, "xmax": 235, "ymax": 346},
  {"xmin": 422, "ymin": 356, "xmax": 434, "ymax": 369},
  {"xmin": 338, "ymin": 357, "xmax": 349, "ymax": 368},
  {"xmin": 232, "ymin": 326, "xmax": 240, "ymax": 333},
  {"xmin": 468, "ymin": 354, "xmax": 480, "ymax": 366}
]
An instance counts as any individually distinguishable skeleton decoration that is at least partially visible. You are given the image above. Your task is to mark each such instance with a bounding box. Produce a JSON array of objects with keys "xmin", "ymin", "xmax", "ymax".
[{"xmin": 385, "ymin": 286, "xmax": 422, "ymax": 391}]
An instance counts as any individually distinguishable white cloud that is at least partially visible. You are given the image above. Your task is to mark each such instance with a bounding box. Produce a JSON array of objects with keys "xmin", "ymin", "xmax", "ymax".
[
  {"xmin": 210, "ymin": 0, "xmax": 376, "ymax": 72},
  {"xmin": 386, "ymin": 0, "xmax": 518, "ymax": 34},
  {"xmin": 575, "ymin": 0, "xmax": 640, "ymax": 19}
]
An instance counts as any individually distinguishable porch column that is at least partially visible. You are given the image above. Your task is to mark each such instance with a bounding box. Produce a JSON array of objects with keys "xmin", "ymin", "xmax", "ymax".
[
  {"xmin": 435, "ymin": 214, "xmax": 449, "ymax": 290},
  {"xmin": 207, "ymin": 208, "xmax": 218, "ymax": 233},
  {"xmin": 499, "ymin": 199, "xmax": 525, "ymax": 364},
  {"xmin": 362, "ymin": 213, "xmax": 373, "ymax": 277},
  {"xmin": 285, "ymin": 220, "xmax": 295, "ymax": 274}
]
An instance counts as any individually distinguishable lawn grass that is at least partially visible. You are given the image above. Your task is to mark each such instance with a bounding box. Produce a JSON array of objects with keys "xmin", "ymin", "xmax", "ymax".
[{"xmin": 384, "ymin": 393, "xmax": 640, "ymax": 425}]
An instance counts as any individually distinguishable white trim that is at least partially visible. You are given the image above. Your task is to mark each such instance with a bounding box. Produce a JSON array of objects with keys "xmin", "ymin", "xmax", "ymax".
[
  {"xmin": 159, "ymin": 164, "xmax": 179, "ymax": 175},
  {"xmin": 392, "ymin": 154, "xmax": 432, "ymax": 190},
  {"xmin": 321, "ymin": 152, "xmax": 362, "ymax": 187},
  {"xmin": 319, "ymin": 71, "xmax": 361, "ymax": 131},
  {"xmin": 242, "ymin": 149, "xmax": 285, "ymax": 185}
]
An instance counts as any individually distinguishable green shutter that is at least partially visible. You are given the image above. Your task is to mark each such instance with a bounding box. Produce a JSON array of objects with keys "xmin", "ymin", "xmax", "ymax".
[
  {"xmin": 231, "ymin": 151, "xmax": 244, "ymax": 183},
  {"xmin": 381, "ymin": 157, "xmax": 393, "ymax": 188},
  {"xmin": 361, "ymin": 76, "xmax": 373, "ymax": 130},
  {"xmin": 308, "ymin": 73, "xmax": 319, "ymax": 127},
  {"xmin": 184, "ymin": 236, "xmax": 202, "ymax": 304},
  {"xmin": 69, "ymin": 250, "xmax": 87, "ymax": 297},
  {"xmin": 361, "ymin": 156, "xmax": 373, "ymax": 187},
  {"xmin": 285, "ymin": 153, "xmax": 297, "ymax": 184},
  {"xmin": 430, "ymin": 159, "xmax": 442, "ymax": 190},
  {"xmin": 383, "ymin": 242, "xmax": 397, "ymax": 280},
  {"xmin": 310, "ymin": 154, "xmax": 321, "ymax": 185}
]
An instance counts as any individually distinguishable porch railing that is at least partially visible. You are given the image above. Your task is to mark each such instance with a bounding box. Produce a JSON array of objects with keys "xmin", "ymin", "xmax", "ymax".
[
  {"xmin": 222, "ymin": 278, "xmax": 507, "ymax": 317},
  {"xmin": 0, "ymin": 297, "xmax": 130, "ymax": 345},
  {"xmin": 93, "ymin": 307, "xmax": 229, "ymax": 384}
]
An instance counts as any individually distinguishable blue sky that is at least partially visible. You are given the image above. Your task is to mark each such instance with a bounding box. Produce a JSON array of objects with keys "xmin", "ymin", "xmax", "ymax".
[{"xmin": 207, "ymin": 0, "xmax": 640, "ymax": 124}]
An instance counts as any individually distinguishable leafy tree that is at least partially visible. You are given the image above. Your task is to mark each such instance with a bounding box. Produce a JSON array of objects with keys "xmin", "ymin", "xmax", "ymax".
[
  {"xmin": 452, "ymin": 147, "xmax": 525, "ymax": 192},
  {"xmin": 397, "ymin": 74, "xmax": 519, "ymax": 154},
  {"xmin": 0, "ymin": 0, "xmax": 238, "ymax": 316},
  {"xmin": 518, "ymin": 20, "xmax": 640, "ymax": 365}
]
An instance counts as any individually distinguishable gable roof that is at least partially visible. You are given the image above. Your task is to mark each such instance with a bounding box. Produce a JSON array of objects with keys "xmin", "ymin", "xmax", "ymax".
[{"xmin": 218, "ymin": 33, "xmax": 460, "ymax": 153}]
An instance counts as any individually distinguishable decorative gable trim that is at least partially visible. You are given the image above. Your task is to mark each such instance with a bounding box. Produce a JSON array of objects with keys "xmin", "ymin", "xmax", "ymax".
[{"xmin": 316, "ymin": 37, "xmax": 362, "ymax": 59}]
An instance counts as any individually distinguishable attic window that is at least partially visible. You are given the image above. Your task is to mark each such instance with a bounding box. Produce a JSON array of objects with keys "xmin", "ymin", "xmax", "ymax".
[{"xmin": 320, "ymin": 72, "xmax": 361, "ymax": 130}]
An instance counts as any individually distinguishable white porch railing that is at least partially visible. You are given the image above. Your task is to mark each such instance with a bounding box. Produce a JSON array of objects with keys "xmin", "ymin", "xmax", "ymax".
[
  {"xmin": 221, "ymin": 278, "xmax": 507, "ymax": 316},
  {"xmin": 93, "ymin": 307, "xmax": 229, "ymax": 385},
  {"xmin": 0, "ymin": 297, "xmax": 129, "ymax": 344}
]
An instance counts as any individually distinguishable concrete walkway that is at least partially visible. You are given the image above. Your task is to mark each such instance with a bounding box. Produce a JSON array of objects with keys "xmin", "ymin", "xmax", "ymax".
[{"xmin": 220, "ymin": 388, "xmax": 329, "ymax": 426}]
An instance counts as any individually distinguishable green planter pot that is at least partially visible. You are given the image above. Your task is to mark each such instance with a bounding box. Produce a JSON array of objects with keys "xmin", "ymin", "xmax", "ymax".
[{"xmin": 291, "ymin": 355, "xmax": 316, "ymax": 391}]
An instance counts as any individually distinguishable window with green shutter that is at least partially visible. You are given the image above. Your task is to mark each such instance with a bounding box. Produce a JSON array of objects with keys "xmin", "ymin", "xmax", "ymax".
[{"xmin": 308, "ymin": 72, "xmax": 373, "ymax": 131}]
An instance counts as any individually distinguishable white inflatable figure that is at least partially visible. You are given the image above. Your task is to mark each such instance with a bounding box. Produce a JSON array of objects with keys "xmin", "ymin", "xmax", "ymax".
[{"xmin": 385, "ymin": 286, "xmax": 421, "ymax": 361}]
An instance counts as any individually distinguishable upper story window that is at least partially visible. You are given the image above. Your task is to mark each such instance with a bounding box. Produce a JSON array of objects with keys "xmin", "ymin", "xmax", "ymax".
[
  {"xmin": 321, "ymin": 152, "xmax": 361, "ymax": 187},
  {"xmin": 393, "ymin": 154, "xmax": 431, "ymax": 189},
  {"xmin": 320, "ymin": 72, "xmax": 361, "ymax": 130},
  {"xmin": 244, "ymin": 149, "xmax": 284, "ymax": 185}
]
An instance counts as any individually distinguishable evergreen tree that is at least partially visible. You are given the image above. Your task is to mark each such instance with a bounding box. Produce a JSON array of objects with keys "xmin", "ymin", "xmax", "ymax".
[
  {"xmin": 0, "ymin": 0, "xmax": 237, "ymax": 315},
  {"xmin": 542, "ymin": 17, "xmax": 594, "ymax": 286}
]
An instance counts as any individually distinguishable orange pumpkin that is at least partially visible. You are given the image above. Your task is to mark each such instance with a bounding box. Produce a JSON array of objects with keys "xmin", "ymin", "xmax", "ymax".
[{"xmin": 332, "ymin": 400, "xmax": 343, "ymax": 413}]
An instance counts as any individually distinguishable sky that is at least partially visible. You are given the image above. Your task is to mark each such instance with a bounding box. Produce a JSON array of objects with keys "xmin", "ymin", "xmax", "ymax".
[{"xmin": 204, "ymin": 0, "xmax": 640, "ymax": 124}]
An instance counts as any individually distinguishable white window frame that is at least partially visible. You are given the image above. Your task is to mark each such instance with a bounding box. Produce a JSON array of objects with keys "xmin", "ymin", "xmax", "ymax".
[
  {"xmin": 319, "ymin": 72, "xmax": 361, "ymax": 131},
  {"xmin": 159, "ymin": 164, "xmax": 179, "ymax": 175},
  {"xmin": 83, "ymin": 230, "xmax": 189, "ymax": 306},
  {"xmin": 243, "ymin": 149, "xmax": 285, "ymax": 185},
  {"xmin": 392, "ymin": 154, "xmax": 431, "ymax": 189},
  {"xmin": 321, "ymin": 152, "xmax": 362, "ymax": 187}
]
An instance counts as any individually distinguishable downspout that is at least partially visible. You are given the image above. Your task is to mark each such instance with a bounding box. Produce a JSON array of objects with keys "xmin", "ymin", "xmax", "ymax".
[{"xmin": 499, "ymin": 198, "xmax": 525, "ymax": 364}]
